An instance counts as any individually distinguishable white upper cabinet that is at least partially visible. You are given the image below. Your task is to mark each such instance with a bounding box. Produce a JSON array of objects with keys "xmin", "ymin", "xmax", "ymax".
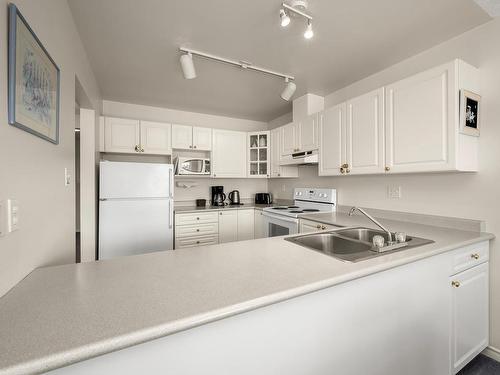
[
  {"xmin": 319, "ymin": 103, "xmax": 346, "ymax": 176},
  {"xmin": 281, "ymin": 122, "xmax": 298, "ymax": 156},
  {"xmin": 140, "ymin": 121, "xmax": 172, "ymax": 155},
  {"xmin": 298, "ymin": 114, "xmax": 319, "ymax": 152},
  {"xmin": 192, "ymin": 126, "xmax": 212, "ymax": 151},
  {"xmin": 346, "ymin": 88, "xmax": 385, "ymax": 175},
  {"xmin": 248, "ymin": 131, "xmax": 270, "ymax": 178},
  {"xmin": 104, "ymin": 117, "xmax": 140, "ymax": 153},
  {"xmin": 270, "ymin": 128, "xmax": 298, "ymax": 178},
  {"xmin": 172, "ymin": 125, "xmax": 212, "ymax": 151},
  {"xmin": 212, "ymin": 129, "xmax": 247, "ymax": 178},
  {"xmin": 385, "ymin": 60, "xmax": 479, "ymax": 173}
]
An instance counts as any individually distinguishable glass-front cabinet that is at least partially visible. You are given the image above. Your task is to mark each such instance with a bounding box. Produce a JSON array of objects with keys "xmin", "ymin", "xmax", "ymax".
[{"xmin": 248, "ymin": 131, "xmax": 270, "ymax": 178}]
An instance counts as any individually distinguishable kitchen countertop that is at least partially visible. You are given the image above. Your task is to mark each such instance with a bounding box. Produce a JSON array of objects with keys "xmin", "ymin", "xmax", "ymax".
[
  {"xmin": 0, "ymin": 214, "xmax": 494, "ymax": 375},
  {"xmin": 174, "ymin": 203, "xmax": 276, "ymax": 213}
]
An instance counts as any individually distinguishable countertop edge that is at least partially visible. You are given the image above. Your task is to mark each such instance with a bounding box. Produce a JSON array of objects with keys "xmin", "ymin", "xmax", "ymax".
[{"xmin": 3, "ymin": 234, "xmax": 494, "ymax": 375}]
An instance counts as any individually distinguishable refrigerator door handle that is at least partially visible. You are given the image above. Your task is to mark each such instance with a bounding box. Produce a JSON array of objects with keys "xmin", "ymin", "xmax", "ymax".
[
  {"xmin": 169, "ymin": 168, "xmax": 174, "ymax": 198},
  {"xmin": 169, "ymin": 200, "xmax": 174, "ymax": 228}
]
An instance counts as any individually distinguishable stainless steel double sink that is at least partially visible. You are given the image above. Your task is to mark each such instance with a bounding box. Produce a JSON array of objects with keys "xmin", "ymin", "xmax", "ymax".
[{"xmin": 285, "ymin": 227, "xmax": 434, "ymax": 262}]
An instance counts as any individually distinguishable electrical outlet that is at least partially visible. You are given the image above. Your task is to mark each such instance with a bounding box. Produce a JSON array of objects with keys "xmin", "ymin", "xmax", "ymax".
[
  {"xmin": 387, "ymin": 185, "xmax": 402, "ymax": 199},
  {"xmin": 7, "ymin": 200, "xmax": 19, "ymax": 232}
]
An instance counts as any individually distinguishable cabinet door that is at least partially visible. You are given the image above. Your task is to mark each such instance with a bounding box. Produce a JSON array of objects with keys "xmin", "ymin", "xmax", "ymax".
[
  {"xmin": 319, "ymin": 104, "xmax": 345, "ymax": 176},
  {"xmin": 385, "ymin": 63, "xmax": 453, "ymax": 173},
  {"xmin": 140, "ymin": 121, "xmax": 172, "ymax": 155},
  {"xmin": 298, "ymin": 114, "xmax": 319, "ymax": 152},
  {"xmin": 346, "ymin": 88, "xmax": 385, "ymax": 175},
  {"xmin": 254, "ymin": 210, "xmax": 265, "ymax": 239},
  {"xmin": 218, "ymin": 210, "xmax": 238, "ymax": 243},
  {"xmin": 281, "ymin": 122, "xmax": 298, "ymax": 156},
  {"xmin": 104, "ymin": 117, "xmax": 140, "ymax": 153},
  {"xmin": 270, "ymin": 128, "xmax": 281, "ymax": 177},
  {"xmin": 451, "ymin": 262, "xmax": 489, "ymax": 374},
  {"xmin": 212, "ymin": 130, "xmax": 247, "ymax": 178},
  {"xmin": 192, "ymin": 127, "xmax": 212, "ymax": 151},
  {"xmin": 171, "ymin": 124, "xmax": 193, "ymax": 149},
  {"xmin": 237, "ymin": 209, "xmax": 255, "ymax": 241},
  {"xmin": 248, "ymin": 132, "xmax": 270, "ymax": 178}
]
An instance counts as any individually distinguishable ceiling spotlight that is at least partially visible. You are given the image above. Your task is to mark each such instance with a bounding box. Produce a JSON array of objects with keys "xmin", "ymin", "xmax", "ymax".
[
  {"xmin": 281, "ymin": 78, "xmax": 297, "ymax": 101},
  {"xmin": 279, "ymin": 9, "xmax": 291, "ymax": 27},
  {"xmin": 180, "ymin": 52, "xmax": 196, "ymax": 79},
  {"xmin": 304, "ymin": 20, "xmax": 314, "ymax": 39}
]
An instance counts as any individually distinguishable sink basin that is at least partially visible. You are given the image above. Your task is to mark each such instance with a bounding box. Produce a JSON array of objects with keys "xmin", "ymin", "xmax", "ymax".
[{"xmin": 285, "ymin": 227, "xmax": 434, "ymax": 262}]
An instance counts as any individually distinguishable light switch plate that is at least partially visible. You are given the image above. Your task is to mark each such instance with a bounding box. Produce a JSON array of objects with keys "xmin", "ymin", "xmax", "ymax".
[
  {"xmin": 7, "ymin": 199, "xmax": 19, "ymax": 233},
  {"xmin": 64, "ymin": 168, "xmax": 71, "ymax": 186},
  {"xmin": 387, "ymin": 186, "xmax": 402, "ymax": 199}
]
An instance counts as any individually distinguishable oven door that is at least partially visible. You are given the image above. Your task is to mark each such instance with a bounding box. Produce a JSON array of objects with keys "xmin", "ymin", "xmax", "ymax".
[{"xmin": 262, "ymin": 212, "xmax": 299, "ymax": 237}]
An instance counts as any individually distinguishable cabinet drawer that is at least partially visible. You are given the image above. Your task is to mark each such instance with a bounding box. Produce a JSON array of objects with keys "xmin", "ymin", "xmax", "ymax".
[
  {"xmin": 299, "ymin": 219, "xmax": 339, "ymax": 233},
  {"xmin": 175, "ymin": 235, "xmax": 218, "ymax": 249},
  {"xmin": 175, "ymin": 223, "xmax": 218, "ymax": 238},
  {"xmin": 450, "ymin": 241, "xmax": 489, "ymax": 275},
  {"xmin": 175, "ymin": 211, "xmax": 219, "ymax": 225}
]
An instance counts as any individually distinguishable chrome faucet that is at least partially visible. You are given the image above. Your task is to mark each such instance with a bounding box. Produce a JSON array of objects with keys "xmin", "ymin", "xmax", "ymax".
[{"xmin": 348, "ymin": 207, "xmax": 394, "ymax": 243}]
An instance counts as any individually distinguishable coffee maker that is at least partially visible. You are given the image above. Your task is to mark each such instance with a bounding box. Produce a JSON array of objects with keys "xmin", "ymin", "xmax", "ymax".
[{"xmin": 211, "ymin": 186, "xmax": 226, "ymax": 206}]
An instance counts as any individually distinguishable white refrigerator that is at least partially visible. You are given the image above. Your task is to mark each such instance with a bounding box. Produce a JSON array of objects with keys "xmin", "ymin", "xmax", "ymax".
[{"xmin": 99, "ymin": 161, "xmax": 174, "ymax": 260}]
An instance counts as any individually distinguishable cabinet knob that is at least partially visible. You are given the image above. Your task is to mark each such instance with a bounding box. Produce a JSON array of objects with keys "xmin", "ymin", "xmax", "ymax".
[
  {"xmin": 196, "ymin": 241, "xmax": 200, "ymax": 244},
  {"xmin": 189, "ymin": 145, "xmax": 193, "ymax": 148},
  {"xmin": 278, "ymin": 173, "xmax": 281, "ymax": 177},
  {"xmin": 219, "ymin": 212, "xmax": 222, "ymax": 215},
  {"xmin": 196, "ymin": 217, "xmax": 200, "ymax": 220},
  {"xmin": 321, "ymin": 225, "xmax": 326, "ymax": 230},
  {"xmin": 471, "ymin": 253, "xmax": 480, "ymax": 260},
  {"xmin": 134, "ymin": 145, "xmax": 140, "ymax": 152},
  {"xmin": 196, "ymin": 229, "xmax": 200, "ymax": 232},
  {"xmin": 193, "ymin": 145, "xmax": 197, "ymax": 149},
  {"xmin": 316, "ymin": 225, "xmax": 321, "ymax": 229},
  {"xmin": 451, "ymin": 281, "xmax": 461, "ymax": 288},
  {"xmin": 385, "ymin": 166, "xmax": 390, "ymax": 172},
  {"xmin": 141, "ymin": 147, "xmax": 145, "ymax": 153}
]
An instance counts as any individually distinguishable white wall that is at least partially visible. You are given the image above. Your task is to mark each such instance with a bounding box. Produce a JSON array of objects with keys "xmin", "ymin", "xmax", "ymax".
[
  {"xmin": 0, "ymin": 0, "xmax": 101, "ymax": 297},
  {"xmin": 269, "ymin": 18, "xmax": 500, "ymax": 352},
  {"xmin": 101, "ymin": 101, "xmax": 269, "ymax": 204}
]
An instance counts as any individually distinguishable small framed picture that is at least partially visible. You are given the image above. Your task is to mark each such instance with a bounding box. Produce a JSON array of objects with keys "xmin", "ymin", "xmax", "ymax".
[
  {"xmin": 460, "ymin": 90, "xmax": 480, "ymax": 137},
  {"xmin": 8, "ymin": 4, "xmax": 60, "ymax": 144}
]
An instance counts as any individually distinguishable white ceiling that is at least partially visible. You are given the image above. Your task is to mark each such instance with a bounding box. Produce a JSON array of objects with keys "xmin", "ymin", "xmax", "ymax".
[{"xmin": 68, "ymin": 0, "xmax": 491, "ymax": 122}]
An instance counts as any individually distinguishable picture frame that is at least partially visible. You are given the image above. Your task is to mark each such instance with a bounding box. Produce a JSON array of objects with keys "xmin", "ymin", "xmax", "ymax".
[
  {"xmin": 8, "ymin": 3, "xmax": 60, "ymax": 144},
  {"xmin": 459, "ymin": 89, "xmax": 480, "ymax": 137}
]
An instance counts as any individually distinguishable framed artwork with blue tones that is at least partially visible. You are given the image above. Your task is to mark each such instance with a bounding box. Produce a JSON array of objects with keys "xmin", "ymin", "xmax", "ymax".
[{"xmin": 8, "ymin": 3, "xmax": 60, "ymax": 144}]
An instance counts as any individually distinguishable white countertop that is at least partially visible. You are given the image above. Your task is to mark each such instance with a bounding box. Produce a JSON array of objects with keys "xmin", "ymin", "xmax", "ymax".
[{"xmin": 0, "ymin": 213, "xmax": 494, "ymax": 375}]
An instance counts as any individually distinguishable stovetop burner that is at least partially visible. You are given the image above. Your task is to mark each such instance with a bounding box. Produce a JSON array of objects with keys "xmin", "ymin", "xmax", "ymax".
[
  {"xmin": 302, "ymin": 209, "xmax": 320, "ymax": 212},
  {"xmin": 272, "ymin": 207, "xmax": 288, "ymax": 210},
  {"xmin": 289, "ymin": 210, "xmax": 304, "ymax": 213},
  {"xmin": 288, "ymin": 206, "xmax": 299, "ymax": 209}
]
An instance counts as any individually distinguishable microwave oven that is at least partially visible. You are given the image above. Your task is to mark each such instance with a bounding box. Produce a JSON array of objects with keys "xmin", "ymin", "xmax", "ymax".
[{"xmin": 175, "ymin": 157, "xmax": 211, "ymax": 175}]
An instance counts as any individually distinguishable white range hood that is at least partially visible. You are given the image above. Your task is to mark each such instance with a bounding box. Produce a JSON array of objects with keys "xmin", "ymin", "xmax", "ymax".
[{"xmin": 280, "ymin": 150, "xmax": 319, "ymax": 165}]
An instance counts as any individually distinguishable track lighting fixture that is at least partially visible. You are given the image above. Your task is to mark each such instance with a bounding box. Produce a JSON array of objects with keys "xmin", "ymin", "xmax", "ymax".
[
  {"xmin": 280, "ymin": 1, "xmax": 314, "ymax": 39},
  {"xmin": 281, "ymin": 78, "xmax": 297, "ymax": 101},
  {"xmin": 304, "ymin": 20, "xmax": 314, "ymax": 39},
  {"xmin": 180, "ymin": 52, "xmax": 196, "ymax": 79},
  {"xmin": 279, "ymin": 9, "xmax": 291, "ymax": 27},
  {"xmin": 179, "ymin": 47, "xmax": 296, "ymax": 101}
]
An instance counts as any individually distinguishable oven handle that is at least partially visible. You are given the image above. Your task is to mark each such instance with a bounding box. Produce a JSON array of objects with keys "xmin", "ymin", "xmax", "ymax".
[{"xmin": 262, "ymin": 211, "xmax": 299, "ymax": 223}]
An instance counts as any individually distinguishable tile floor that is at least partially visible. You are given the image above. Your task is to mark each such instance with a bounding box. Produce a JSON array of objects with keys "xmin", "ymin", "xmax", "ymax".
[{"xmin": 458, "ymin": 354, "xmax": 500, "ymax": 375}]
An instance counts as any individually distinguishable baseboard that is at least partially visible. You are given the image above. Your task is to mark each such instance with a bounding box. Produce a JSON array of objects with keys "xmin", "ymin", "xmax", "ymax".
[{"xmin": 482, "ymin": 346, "xmax": 500, "ymax": 362}]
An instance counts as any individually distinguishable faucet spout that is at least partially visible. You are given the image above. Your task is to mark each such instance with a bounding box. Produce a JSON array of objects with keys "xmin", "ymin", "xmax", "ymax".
[{"xmin": 348, "ymin": 207, "xmax": 394, "ymax": 243}]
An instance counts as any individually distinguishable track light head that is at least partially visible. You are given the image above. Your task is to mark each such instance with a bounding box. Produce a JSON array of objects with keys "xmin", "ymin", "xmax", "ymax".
[
  {"xmin": 281, "ymin": 78, "xmax": 297, "ymax": 101},
  {"xmin": 180, "ymin": 52, "xmax": 196, "ymax": 79},
  {"xmin": 304, "ymin": 20, "xmax": 314, "ymax": 39},
  {"xmin": 280, "ymin": 9, "xmax": 291, "ymax": 27}
]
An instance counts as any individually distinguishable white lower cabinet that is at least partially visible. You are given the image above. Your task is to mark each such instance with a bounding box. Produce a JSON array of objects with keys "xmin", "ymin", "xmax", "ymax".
[
  {"xmin": 299, "ymin": 219, "xmax": 338, "ymax": 233},
  {"xmin": 218, "ymin": 210, "xmax": 238, "ymax": 243},
  {"xmin": 254, "ymin": 210, "xmax": 265, "ymax": 239},
  {"xmin": 237, "ymin": 209, "xmax": 255, "ymax": 241},
  {"xmin": 175, "ymin": 212, "xmax": 219, "ymax": 249},
  {"xmin": 450, "ymin": 261, "xmax": 489, "ymax": 374}
]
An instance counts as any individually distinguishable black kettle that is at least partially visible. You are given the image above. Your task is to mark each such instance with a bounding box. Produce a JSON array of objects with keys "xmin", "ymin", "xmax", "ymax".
[{"xmin": 228, "ymin": 190, "xmax": 241, "ymax": 205}]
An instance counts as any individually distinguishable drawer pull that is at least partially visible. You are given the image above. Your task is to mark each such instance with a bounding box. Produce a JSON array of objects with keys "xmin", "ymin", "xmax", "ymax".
[
  {"xmin": 316, "ymin": 225, "xmax": 321, "ymax": 229},
  {"xmin": 451, "ymin": 281, "xmax": 461, "ymax": 288},
  {"xmin": 196, "ymin": 241, "xmax": 200, "ymax": 244},
  {"xmin": 471, "ymin": 253, "xmax": 480, "ymax": 260},
  {"xmin": 196, "ymin": 217, "xmax": 200, "ymax": 220},
  {"xmin": 321, "ymin": 225, "xmax": 326, "ymax": 230},
  {"xmin": 196, "ymin": 229, "xmax": 200, "ymax": 232}
]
